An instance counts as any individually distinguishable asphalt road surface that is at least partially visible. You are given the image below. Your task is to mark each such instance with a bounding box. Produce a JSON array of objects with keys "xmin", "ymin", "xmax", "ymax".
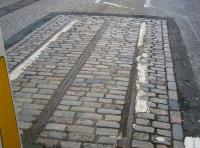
[
  {"xmin": 0, "ymin": 0, "xmax": 22, "ymax": 8},
  {"xmin": 1, "ymin": 0, "xmax": 200, "ymax": 147}
]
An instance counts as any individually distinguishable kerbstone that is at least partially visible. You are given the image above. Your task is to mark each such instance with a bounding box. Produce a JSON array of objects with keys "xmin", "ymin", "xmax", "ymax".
[
  {"xmin": 169, "ymin": 100, "xmax": 180, "ymax": 111},
  {"xmin": 168, "ymin": 82, "xmax": 177, "ymax": 90},
  {"xmin": 170, "ymin": 111, "xmax": 182, "ymax": 123},
  {"xmin": 168, "ymin": 90, "xmax": 178, "ymax": 100},
  {"xmin": 172, "ymin": 124, "xmax": 183, "ymax": 140},
  {"xmin": 173, "ymin": 140, "xmax": 184, "ymax": 148}
]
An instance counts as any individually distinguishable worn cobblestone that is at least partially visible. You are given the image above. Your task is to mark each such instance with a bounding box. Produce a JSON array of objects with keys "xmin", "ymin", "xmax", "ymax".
[
  {"xmin": 10, "ymin": 16, "xmax": 183, "ymax": 147},
  {"xmin": 45, "ymin": 123, "xmax": 66, "ymax": 131},
  {"xmin": 96, "ymin": 128, "xmax": 118, "ymax": 136},
  {"xmin": 157, "ymin": 129, "xmax": 171, "ymax": 137},
  {"xmin": 134, "ymin": 124, "xmax": 155, "ymax": 133},
  {"xmin": 60, "ymin": 141, "xmax": 81, "ymax": 148},
  {"xmin": 83, "ymin": 143, "xmax": 115, "ymax": 148},
  {"xmin": 37, "ymin": 138, "xmax": 59, "ymax": 147},
  {"xmin": 132, "ymin": 132, "xmax": 149, "ymax": 140},
  {"xmin": 97, "ymin": 136, "xmax": 118, "ymax": 144},
  {"xmin": 33, "ymin": 16, "xmax": 140, "ymax": 147},
  {"xmin": 132, "ymin": 140, "xmax": 154, "ymax": 148},
  {"xmin": 136, "ymin": 118, "xmax": 150, "ymax": 126},
  {"xmin": 40, "ymin": 131, "xmax": 66, "ymax": 139},
  {"xmin": 7, "ymin": 15, "xmax": 71, "ymax": 71},
  {"xmin": 151, "ymin": 135, "xmax": 171, "ymax": 145},
  {"xmin": 132, "ymin": 20, "xmax": 183, "ymax": 148}
]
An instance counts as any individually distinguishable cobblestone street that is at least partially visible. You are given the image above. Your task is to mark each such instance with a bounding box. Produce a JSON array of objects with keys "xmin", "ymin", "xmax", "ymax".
[{"xmin": 7, "ymin": 14, "xmax": 184, "ymax": 148}]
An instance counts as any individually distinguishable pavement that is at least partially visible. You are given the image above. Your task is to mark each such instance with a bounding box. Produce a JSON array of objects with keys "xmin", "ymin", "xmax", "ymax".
[
  {"xmin": 7, "ymin": 14, "xmax": 183, "ymax": 148},
  {"xmin": 1, "ymin": 0, "xmax": 200, "ymax": 147}
]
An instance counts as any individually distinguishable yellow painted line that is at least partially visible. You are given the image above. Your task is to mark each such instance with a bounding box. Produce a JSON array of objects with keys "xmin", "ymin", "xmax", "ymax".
[
  {"xmin": 137, "ymin": 22, "xmax": 146, "ymax": 47},
  {"xmin": 0, "ymin": 56, "xmax": 21, "ymax": 148}
]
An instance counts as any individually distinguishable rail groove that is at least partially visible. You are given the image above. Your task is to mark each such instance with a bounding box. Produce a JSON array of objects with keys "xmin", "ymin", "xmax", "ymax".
[{"xmin": 23, "ymin": 17, "xmax": 112, "ymax": 144}]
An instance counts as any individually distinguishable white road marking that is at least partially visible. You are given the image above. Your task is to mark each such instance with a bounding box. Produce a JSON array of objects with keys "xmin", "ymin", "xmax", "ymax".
[
  {"xmin": 103, "ymin": 2, "xmax": 128, "ymax": 8},
  {"xmin": 9, "ymin": 20, "xmax": 78, "ymax": 81},
  {"xmin": 144, "ymin": 0, "xmax": 151, "ymax": 8},
  {"xmin": 150, "ymin": 5, "xmax": 185, "ymax": 17},
  {"xmin": 95, "ymin": 0, "xmax": 101, "ymax": 4},
  {"xmin": 185, "ymin": 17, "xmax": 200, "ymax": 41},
  {"xmin": 137, "ymin": 22, "xmax": 146, "ymax": 47},
  {"xmin": 135, "ymin": 53, "xmax": 149, "ymax": 113},
  {"xmin": 185, "ymin": 137, "xmax": 200, "ymax": 148},
  {"xmin": 135, "ymin": 22, "xmax": 149, "ymax": 113}
]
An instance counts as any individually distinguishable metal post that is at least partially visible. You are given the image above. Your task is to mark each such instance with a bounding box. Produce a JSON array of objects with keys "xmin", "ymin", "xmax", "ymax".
[{"xmin": 0, "ymin": 29, "xmax": 22, "ymax": 148}]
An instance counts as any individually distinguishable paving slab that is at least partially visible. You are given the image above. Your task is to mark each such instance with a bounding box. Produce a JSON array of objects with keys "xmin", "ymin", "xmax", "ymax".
[{"xmin": 7, "ymin": 14, "xmax": 184, "ymax": 147}]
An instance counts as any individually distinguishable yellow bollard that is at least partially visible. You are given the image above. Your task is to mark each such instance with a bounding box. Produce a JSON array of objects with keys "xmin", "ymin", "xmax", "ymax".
[{"xmin": 0, "ymin": 30, "xmax": 22, "ymax": 148}]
